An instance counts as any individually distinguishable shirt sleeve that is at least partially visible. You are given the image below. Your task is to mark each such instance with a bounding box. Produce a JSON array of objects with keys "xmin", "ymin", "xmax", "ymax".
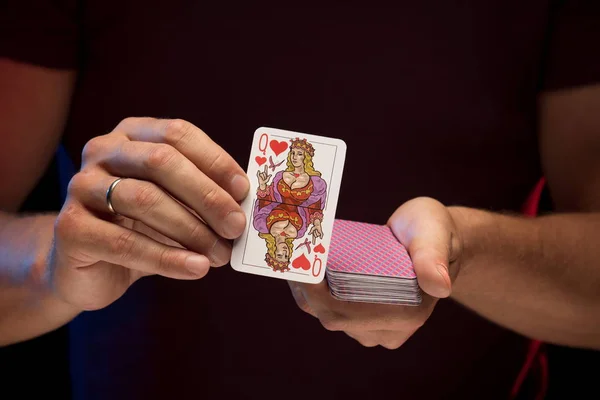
[
  {"xmin": 541, "ymin": 0, "xmax": 600, "ymax": 91},
  {"xmin": 0, "ymin": 0, "xmax": 80, "ymax": 69}
]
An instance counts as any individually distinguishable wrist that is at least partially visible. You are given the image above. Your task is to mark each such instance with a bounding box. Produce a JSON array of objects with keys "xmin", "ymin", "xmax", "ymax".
[
  {"xmin": 24, "ymin": 216, "xmax": 80, "ymax": 312},
  {"xmin": 257, "ymin": 186, "xmax": 269, "ymax": 196},
  {"xmin": 39, "ymin": 252, "xmax": 84, "ymax": 321},
  {"xmin": 446, "ymin": 206, "xmax": 494, "ymax": 282},
  {"xmin": 0, "ymin": 213, "xmax": 82, "ymax": 345},
  {"xmin": 309, "ymin": 212, "xmax": 323, "ymax": 225}
]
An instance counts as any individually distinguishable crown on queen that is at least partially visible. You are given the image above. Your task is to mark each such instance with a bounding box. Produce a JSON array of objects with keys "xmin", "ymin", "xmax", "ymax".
[{"xmin": 290, "ymin": 138, "xmax": 315, "ymax": 157}]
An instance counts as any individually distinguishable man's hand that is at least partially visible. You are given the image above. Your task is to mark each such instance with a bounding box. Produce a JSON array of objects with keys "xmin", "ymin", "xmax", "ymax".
[
  {"xmin": 49, "ymin": 117, "xmax": 250, "ymax": 311},
  {"xmin": 289, "ymin": 197, "xmax": 463, "ymax": 349}
]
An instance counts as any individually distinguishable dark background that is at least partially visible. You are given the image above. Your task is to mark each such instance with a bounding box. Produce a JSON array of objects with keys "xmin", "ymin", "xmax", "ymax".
[{"xmin": 1, "ymin": 150, "xmax": 598, "ymax": 399}]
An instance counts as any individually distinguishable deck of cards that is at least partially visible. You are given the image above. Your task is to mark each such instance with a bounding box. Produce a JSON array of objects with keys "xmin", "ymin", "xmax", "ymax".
[
  {"xmin": 326, "ymin": 219, "xmax": 422, "ymax": 306},
  {"xmin": 230, "ymin": 127, "xmax": 421, "ymax": 306}
]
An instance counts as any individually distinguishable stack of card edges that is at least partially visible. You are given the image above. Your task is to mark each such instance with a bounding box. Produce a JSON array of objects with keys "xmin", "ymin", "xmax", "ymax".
[{"xmin": 326, "ymin": 219, "xmax": 421, "ymax": 306}]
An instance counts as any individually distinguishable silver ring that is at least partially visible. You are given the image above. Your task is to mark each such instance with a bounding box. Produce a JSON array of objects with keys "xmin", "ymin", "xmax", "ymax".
[{"xmin": 106, "ymin": 178, "xmax": 125, "ymax": 216}]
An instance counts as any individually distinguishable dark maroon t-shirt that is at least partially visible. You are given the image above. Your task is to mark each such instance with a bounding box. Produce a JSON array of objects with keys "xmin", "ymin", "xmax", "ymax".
[{"xmin": 2, "ymin": 1, "xmax": 600, "ymax": 399}]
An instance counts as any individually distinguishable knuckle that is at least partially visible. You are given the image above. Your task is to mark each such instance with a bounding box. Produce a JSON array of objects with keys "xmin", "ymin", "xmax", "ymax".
[
  {"xmin": 200, "ymin": 185, "xmax": 223, "ymax": 212},
  {"xmin": 116, "ymin": 116, "xmax": 141, "ymax": 130},
  {"xmin": 66, "ymin": 171, "xmax": 92, "ymax": 198},
  {"xmin": 113, "ymin": 230, "xmax": 137, "ymax": 261},
  {"xmin": 121, "ymin": 116, "xmax": 137, "ymax": 125},
  {"xmin": 289, "ymin": 284, "xmax": 309, "ymax": 311},
  {"xmin": 347, "ymin": 331, "xmax": 379, "ymax": 347},
  {"xmin": 157, "ymin": 247, "xmax": 181, "ymax": 274},
  {"xmin": 132, "ymin": 182, "xmax": 163, "ymax": 215},
  {"xmin": 298, "ymin": 300, "xmax": 312, "ymax": 315},
  {"xmin": 145, "ymin": 143, "xmax": 179, "ymax": 170},
  {"xmin": 81, "ymin": 136, "xmax": 110, "ymax": 161},
  {"xmin": 187, "ymin": 222, "xmax": 208, "ymax": 245},
  {"xmin": 205, "ymin": 151, "xmax": 227, "ymax": 176},
  {"xmin": 163, "ymin": 119, "xmax": 194, "ymax": 147},
  {"xmin": 292, "ymin": 294, "xmax": 313, "ymax": 316},
  {"xmin": 359, "ymin": 339, "xmax": 380, "ymax": 348},
  {"xmin": 381, "ymin": 340, "xmax": 402, "ymax": 350},
  {"xmin": 55, "ymin": 203, "xmax": 83, "ymax": 239},
  {"xmin": 320, "ymin": 315, "xmax": 347, "ymax": 332}
]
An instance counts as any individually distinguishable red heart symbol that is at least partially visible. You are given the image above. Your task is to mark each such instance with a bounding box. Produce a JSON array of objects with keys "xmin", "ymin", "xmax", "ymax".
[
  {"xmin": 291, "ymin": 253, "xmax": 310, "ymax": 271},
  {"xmin": 255, "ymin": 156, "xmax": 267, "ymax": 166},
  {"xmin": 269, "ymin": 140, "xmax": 288, "ymax": 157},
  {"xmin": 314, "ymin": 243, "xmax": 325, "ymax": 254}
]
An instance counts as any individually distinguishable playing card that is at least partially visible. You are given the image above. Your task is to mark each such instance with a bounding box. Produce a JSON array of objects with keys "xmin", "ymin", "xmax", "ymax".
[{"xmin": 230, "ymin": 127, "xmax": 347, "ymax": 284}]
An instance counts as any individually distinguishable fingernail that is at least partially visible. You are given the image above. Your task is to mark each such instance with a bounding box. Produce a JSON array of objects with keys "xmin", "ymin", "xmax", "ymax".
[
  {"xmin": 223, "ymin": 211, "xmax": 246, "ymax": 239},
  {"xmin": 434, "ymin": 263, "xmax": 452, "ymax": 297},
  {"xmin": 230, "ymin": 174, "xmax": 250, "ymax": 201},
  {"xmin": 185, "ymin": 255, "xmax": 210, "ymax": 277},
  {"xmin": 210, "ymin": 238, "xmax": 231, "ymax": 267}
]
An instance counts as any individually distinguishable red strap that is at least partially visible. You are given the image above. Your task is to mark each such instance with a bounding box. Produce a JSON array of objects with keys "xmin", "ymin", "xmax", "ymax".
[{"xmin": 522, "ymin": 177, "xmax": 546, "ymax": 218}]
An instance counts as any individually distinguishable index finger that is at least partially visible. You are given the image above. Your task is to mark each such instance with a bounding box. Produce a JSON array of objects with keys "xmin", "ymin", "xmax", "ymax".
[{"xmin": 117, "ymin": 117, "xmax": 250, "ymax": 201}]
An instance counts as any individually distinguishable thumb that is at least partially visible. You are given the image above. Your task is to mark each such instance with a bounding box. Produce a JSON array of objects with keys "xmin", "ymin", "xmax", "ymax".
[
  {"xmin": 407, "ymin": 236, "xmax": 452, "ymax": 298},
  {"xmin": 388, "ymin": 198, "xmax": 458, "ymax": 299}
]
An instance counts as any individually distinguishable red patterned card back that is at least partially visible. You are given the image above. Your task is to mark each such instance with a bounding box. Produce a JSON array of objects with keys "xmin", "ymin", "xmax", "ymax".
[{"xmin": 328, "ymin": 219, "xmax": 416, "ymax": 279}]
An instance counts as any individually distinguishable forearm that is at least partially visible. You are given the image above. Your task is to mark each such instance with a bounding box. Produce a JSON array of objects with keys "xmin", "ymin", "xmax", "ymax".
[
  {"xmin": 449, "ymin": 206, "xmax": 600, "ymax": 349},
  {"xmin": 0, "ymin": 212, "xmax": 80, "ymax": 346}
]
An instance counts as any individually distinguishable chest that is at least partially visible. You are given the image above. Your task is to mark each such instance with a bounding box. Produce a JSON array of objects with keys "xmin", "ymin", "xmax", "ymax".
[
  {"xmin": 65, "ymin": 1, "xmax": 547, "ymax": 216},
  {"xmin": 77, "ymin": 2, "xmax": 550, "ymax": 146},
  {"xmin": 283, "ymin": 173, "xmax": 310, "ymax": 190},
  {"xmin": 270, "ymin": 220, "xmax": 297, "ymax": 236}
]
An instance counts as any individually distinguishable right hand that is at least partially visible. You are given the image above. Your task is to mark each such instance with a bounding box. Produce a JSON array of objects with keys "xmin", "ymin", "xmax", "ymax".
[
  {"xmin": 257, "ymin": 165, "xmax": 272, "ymax": 190},
  {"xmin": 49, "ymin": 118, "xmax": 250, "ymax": 310},
  {"xmin": 308, "ymin": 221, "xmax": 323, "ymax": 245}
]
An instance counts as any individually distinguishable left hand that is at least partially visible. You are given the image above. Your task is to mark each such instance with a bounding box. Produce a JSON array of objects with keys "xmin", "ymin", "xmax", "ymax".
[{"xmin": 289, "ymin": 197, "xmax": 463, "ymax": 349}]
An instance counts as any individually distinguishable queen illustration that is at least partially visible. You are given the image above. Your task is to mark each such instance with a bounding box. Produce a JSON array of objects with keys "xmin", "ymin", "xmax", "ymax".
[{"xmin": 252, "ymin": 138, "xmax": 327, "ymax": 272}]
